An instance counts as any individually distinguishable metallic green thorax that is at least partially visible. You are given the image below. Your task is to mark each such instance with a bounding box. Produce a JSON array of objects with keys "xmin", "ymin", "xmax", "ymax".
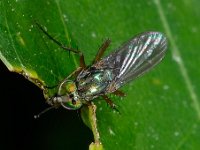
[{"xmin": 76, "ymin": 68, "xmax": 114, "ymax": 100}]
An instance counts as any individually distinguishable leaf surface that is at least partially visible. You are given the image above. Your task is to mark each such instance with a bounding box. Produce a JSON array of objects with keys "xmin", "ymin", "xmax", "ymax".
[{"xmin": 1, "ymin": 0, "xmax": 200, "ymax": 149}]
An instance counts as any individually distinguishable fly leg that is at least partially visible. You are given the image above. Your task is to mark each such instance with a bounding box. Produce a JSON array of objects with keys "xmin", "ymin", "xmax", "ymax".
[
  {"xmin": 93, "ymin": 39, "xmax": 111, "ymax": 63},
  {"xmin": 63, "ymin": 67, "xmax": 83, "ymax": 81},
  {"xmin": 33, "ymin": 22, "xmax": 86, "ymax": 96},
  {"xmin": 112, "ymin": 90, "xmax": 126, "ymax": 97},
  {"xmin": 35, "ymin": 21, "xmax": 87, "ymax": 70},
  {"xmin": 35, "ymin": 21, "xmax": 79, "ymax": 54},
  {"xmin": 102, "ymin": 95, "xmax": 119, "ymax": 112}
]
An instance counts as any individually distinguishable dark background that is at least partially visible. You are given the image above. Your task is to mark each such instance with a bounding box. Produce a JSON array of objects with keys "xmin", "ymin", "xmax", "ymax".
[{"xmin": 1, "ymin": 61, "xmax": 93, "ymax": 150}]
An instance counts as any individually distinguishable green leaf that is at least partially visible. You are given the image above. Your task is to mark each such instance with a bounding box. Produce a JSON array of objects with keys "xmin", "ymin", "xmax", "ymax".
[{"xmin": 1, "ymin": 0, "xmax": 200, "ymax": 150}]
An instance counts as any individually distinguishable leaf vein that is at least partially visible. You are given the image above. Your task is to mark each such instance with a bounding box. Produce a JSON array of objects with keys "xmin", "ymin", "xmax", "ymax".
[
  {"xmin": 55, "ymin": 0, "xmax": 79, "ymax": 68},
  {"xmin": 5, "ymin": 9, "xmax": 25, "ymax": 70},
  {"xmin": 154, "ymin": 0, "xmax": 200, "ymax": 120}
]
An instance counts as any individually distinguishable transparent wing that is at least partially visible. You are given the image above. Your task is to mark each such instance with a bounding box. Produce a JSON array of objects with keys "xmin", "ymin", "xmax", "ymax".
[{"xmin": 95, "ymin": 31, "xmax": 167, "ymax": 92}]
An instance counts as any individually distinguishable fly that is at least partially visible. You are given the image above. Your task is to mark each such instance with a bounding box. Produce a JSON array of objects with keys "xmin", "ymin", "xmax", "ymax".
[{"xmin": 36, "ymin": 23, "xmax": 168, "ymax": 110}]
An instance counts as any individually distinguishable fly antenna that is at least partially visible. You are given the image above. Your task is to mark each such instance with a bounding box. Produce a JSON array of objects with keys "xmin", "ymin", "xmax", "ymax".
[{"xmin": 34, "ymin": 106, "xmax": 55, "ymax": 119}]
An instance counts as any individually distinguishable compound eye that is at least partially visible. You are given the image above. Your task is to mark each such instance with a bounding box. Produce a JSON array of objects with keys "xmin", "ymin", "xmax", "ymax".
[
  {"xmin": 58, "ymin": 80, "xmax": 77, "ymax": 95},
  {"xmin": 57, "ymin": 80, "xmax": 82, "ymax": 110},
  {"xmin": 61, "ymin": 98, "xmax": 82, "ymax": 110}
]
